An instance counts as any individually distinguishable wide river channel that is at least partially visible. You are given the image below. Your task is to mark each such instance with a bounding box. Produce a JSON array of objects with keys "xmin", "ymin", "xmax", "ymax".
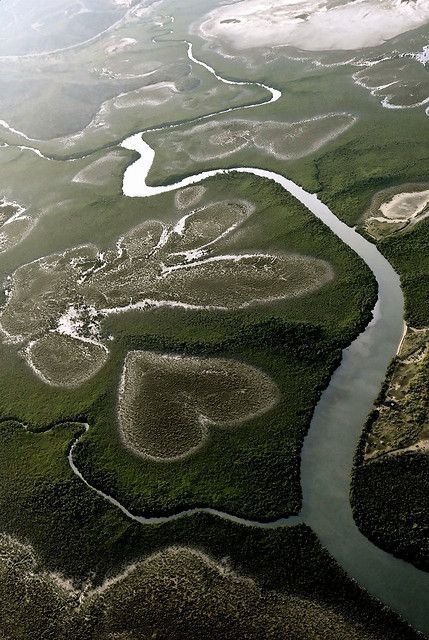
[{"xmin": 67, "ymin": 40, "xmax": 429, "ymax": 636}]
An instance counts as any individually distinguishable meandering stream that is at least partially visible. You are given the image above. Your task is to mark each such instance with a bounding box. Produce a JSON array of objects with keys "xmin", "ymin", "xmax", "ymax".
[{"xmin": 65, "ymin": 41, "xmax": 429, "ymax": 635}]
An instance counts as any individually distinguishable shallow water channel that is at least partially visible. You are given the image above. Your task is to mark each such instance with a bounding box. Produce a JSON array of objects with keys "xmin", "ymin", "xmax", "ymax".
[
  {"xmin": 70, "ymin": 42, "xmax": 429, "ymax": 636},
  {"xmin": 115, "ymin": 130, "xmax": 429, "ymax": 633}
]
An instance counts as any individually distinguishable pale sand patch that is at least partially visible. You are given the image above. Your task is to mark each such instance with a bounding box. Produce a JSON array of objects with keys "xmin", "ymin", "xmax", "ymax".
[
  {"xmin": 364, "ymin": 184, "xmax": 429, "ymax": 239},
  {"xmin": 380, "ymin": 190, "xmax": 429, "ymax": 220},
  {"xmin": 198, "ymin": 0, "xmax": 429, "ymax": 52},
  {"xmin": 105, "ymin": 36, "xmax": 137, "ymax": 55},
  {"xmin": 114, "ymin": 82, "xmax": 177, "ymax": 109}
]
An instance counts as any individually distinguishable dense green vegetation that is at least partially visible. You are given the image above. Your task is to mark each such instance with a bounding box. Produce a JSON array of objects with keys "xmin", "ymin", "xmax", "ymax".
[
  {"xmin": 379, "ymin": 218, "xmax": 429, "ymax": 327},
  {"xmin": 313, "ymin": 115, "xmax": 429, "ymax": 227},
  {"xmin": 74, "ymin": 333, "xmax": 338, "ymax": 519},
  {"xmin": 63, "ymin": 174, "xmax": 377, "ymax": 519},
  {"xmin": 351, "ymin": 328, "xmax": 429, "ymax": 572},
  {"xmin": 351, "ymin": 206, "xmax": 429, "ymax": 573},
  {"xmin": 352, "ymin": 454, "xmax": 429, "ymax": 572},
  {"xmin": 0, "ymin": 174, "xmax": 377, "ymax": 520},
  {"xmin": 146, "ymin": 7, "xmax": 429, "ymax": 232},
  {"xmin": 4, "ymin": 1, "xmax": 429, "ymax": 634},
  {"xmin": 0, "ymin": 418, "xmax": 420, "ymax": 639}
]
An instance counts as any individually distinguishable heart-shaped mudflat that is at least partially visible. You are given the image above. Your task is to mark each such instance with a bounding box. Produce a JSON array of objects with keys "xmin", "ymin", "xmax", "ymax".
[{"xmin": 118, "ymin": 351, "xmax": 280, "ymax": 461}]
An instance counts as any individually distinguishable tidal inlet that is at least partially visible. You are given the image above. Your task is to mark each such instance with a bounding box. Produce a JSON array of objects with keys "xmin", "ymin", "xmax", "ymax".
[{"xmin": 0, "ymin": 0, "xmax": 429, "ymax": 638}]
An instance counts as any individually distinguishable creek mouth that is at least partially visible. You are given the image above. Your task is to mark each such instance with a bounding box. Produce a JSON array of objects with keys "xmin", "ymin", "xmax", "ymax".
[{"xmin": 44, "ymin": 38, "xmax": 429, "ymax": 636}]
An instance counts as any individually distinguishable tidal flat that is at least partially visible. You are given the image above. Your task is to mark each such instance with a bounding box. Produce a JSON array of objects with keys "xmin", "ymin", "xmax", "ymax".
[{"xmin": 1, "ymin": 0, "xmax": 429, "ymax": 637}]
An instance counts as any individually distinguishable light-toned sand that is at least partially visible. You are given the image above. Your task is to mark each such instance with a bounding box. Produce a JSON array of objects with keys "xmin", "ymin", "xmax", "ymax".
[
  {"xmin": 105, "ymin": 36, "xmax": 137, "ymax": 55},
  {"xmin": 114, "ymin": 82, "xmax": 177, "ymax": 109},
  {"xmin": 415, "ymin": 44, "xmax": 429, "ymax": 65},
  {"xmin": 364, "ymin": 185, "xmax": 429, "ymax": 239},
  {"xmin": 198, "ymin": 0, "xmax": 429, "ymax": 52},
  {"xmin": 379, "ymin": 189, "xmax": 429, "ymax": 220}
]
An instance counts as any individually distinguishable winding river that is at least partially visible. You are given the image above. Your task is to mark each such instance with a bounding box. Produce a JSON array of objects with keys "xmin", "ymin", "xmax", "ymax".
[{"xmin": 63, "ymin": 40, "xmax": 429, "ymax": 635}]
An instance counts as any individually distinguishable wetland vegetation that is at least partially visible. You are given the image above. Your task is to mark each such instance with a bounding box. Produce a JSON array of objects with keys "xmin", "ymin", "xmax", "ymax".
[
  {"xmin": 0, "ymin": 417, "xmax": 420, "ymax": 639},
  {"xmin": 351, "ymin": 190, "xmax": 429, "ymax": 574},
  {"xmin": 1, "ymin": 0, "xmax": 429, "ymax": 637},
  {"xmin": 0, "ymin": 172, "xmax": 377, "ymax": 520},
  {"xmin": 118, "ymin": 351, "xmax": 280, "ymax": 461}
]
